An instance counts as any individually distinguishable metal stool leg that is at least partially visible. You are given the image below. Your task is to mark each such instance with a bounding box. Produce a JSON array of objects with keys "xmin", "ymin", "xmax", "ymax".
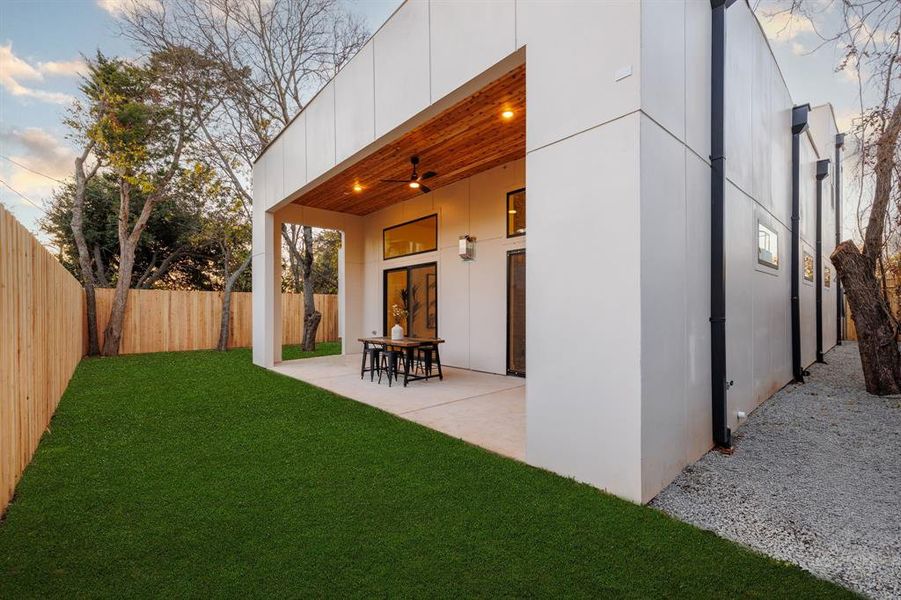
[{"xmin": 360, "ymin": 342, "xmax": 369, "ymax": 379}]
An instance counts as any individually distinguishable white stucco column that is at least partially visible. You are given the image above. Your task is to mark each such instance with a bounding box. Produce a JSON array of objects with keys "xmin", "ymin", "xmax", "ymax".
[{"xmin": 251, "ymin": 206, "xmax": 282, "ymax": 368}]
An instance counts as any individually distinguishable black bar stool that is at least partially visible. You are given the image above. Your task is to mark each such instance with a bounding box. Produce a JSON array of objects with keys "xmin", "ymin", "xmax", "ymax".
[
  {"xmin": 360, "ymin": 342, "xmax": 383, "ymax": 381},
  {"xmin": 378, "ymin": 349, "xmax": 405, "ymax": 386}
]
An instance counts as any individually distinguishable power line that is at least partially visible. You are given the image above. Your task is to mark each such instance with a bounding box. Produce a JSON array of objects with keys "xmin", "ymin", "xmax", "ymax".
[
  {"xmin": 0, "ymin": 154, "xmax": 67, "ymax": 185},
  {"xmin": 0, "ymin": 179, "xmax": 47, "ymax": 214}
]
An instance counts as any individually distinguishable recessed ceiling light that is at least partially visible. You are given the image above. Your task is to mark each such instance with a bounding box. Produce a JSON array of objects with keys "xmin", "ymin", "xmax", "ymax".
[
  {"xmin": 352, "ymin": 183, "xmax": 363, "ymax": 193},
  {"xmin": 501, "ymin": 109, "xmax": 515, "ymax": 120},
  {"xmin": 409, "ymin": 181, "xmax": 420, "ymax": 189}
]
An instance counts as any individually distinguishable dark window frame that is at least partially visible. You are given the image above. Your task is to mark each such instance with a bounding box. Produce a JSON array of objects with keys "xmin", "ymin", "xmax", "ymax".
[
  {"xmin": 382, "ymin": 261, "xmax": 438, "ymax": 337},
  {"xmin": 506, "ymin": 188, "xmax": 526, "ymax": 238},
  {"xmin": 383, "ymin": 214, "xmax": 438, "ymax": 260}
]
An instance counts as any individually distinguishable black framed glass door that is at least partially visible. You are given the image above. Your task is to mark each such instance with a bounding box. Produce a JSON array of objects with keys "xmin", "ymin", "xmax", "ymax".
[
  {"xmin": 507, "ymin": 250, "xmax": 525, "ymax": 376},
  {"xmin": 383, "ymin": 262, "xmax": 437, "ymax": 338}
]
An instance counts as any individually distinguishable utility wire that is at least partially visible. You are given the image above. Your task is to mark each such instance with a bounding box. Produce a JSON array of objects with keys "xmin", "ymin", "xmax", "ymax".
[
  {"xmin": 0, "ymin": 178, "xmax": 47, "ymax": 214},
  {"xmin": 0, "ymin": 154, "xmax": 68, "ymax": 185}
]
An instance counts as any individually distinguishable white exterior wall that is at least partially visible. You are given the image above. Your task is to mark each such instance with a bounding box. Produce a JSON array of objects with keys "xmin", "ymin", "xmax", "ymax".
[
  {"xmin": 359, "ymin": 160, "xmax": 524, "ymax": 374},
  {"xmin": 253, "ymin": 0, "xmax": 840, "ymax": 504},
  {"xmin": 254, "ymin": 0, "xmax": 647, "ymax": 502},
  {"xmin": 638, "ymin": 0, "xmax": 839, "ymax": 500}
]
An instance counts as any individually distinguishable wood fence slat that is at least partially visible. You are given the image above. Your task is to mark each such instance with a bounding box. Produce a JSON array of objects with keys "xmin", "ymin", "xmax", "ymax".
[
  {"xmin": 0, "ymin": 206, "xmax": 84, "ymax": 515},
  {"xmin": 91, "ymin": 289, "xmax": 338, "ymax": 354}
]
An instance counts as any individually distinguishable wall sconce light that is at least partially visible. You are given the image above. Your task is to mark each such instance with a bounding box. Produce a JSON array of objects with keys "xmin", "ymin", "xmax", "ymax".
[{"xmin": 459, "ymin": 235, "xmax": 475, "ymax": 261}]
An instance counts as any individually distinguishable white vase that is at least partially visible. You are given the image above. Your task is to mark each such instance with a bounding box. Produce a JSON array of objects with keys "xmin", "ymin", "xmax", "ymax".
[{"xmin": 391, "ymin": 323, "xmax": 404, "ymax": 340}]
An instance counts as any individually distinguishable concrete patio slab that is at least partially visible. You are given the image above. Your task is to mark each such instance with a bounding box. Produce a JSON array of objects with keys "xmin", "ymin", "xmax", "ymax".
[{"xmin": 271, "ymin": 354, "xmax": 525, "ymax": 460}]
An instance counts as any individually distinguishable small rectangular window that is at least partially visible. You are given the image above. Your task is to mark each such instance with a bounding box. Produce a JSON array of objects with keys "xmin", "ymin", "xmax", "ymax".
[
  {"xmin": 825, "ymin": 266, "xmax": 832, "ymax": 288},
  {"xmin": 383, "ymin": 214, "xmax": 438, "ymax": 260},
  {"xmin": 757, "ymin": 222, "xmax": 779, "ymax": 268},
  {"xmin": 803, "ymin": 252, "xmax": 815, "ymax": 281},
  {"xmin": 507, "ymin": 188, "xmax": 526, "ymax": 237}
]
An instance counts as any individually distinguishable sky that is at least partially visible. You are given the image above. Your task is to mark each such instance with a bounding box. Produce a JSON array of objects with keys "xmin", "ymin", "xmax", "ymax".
[{"xmin": 0, "ymin": 0, "xmax": 870, "ymax": 240}]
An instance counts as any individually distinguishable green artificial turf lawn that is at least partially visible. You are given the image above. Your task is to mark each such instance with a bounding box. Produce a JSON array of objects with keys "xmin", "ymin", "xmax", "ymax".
[{"xmin": 0, "ymin": 345, "xmax": 855, "ymax": 599}]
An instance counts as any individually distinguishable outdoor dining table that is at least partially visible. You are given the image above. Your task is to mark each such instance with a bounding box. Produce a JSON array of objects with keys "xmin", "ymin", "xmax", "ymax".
[{"xmin": 358, "ymin": 336, "xmax": 445, "ymax": 387}]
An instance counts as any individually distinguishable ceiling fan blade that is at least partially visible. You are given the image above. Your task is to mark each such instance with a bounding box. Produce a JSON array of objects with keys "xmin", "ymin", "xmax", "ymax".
[
  {"xmin": 420, "ymin": 171, "xmax": 437, "ymax": 180},
  {"xmin": 380, "ymin": 179, "xmax": 409, "ymax": 183},
  {"xmin": 419, "ymin": 185, "xmax": 431, "ymax": 194}
]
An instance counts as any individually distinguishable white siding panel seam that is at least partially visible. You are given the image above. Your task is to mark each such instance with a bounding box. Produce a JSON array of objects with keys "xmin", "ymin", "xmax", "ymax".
[
  {"xmin": 334, "ymin": 74, "xmax": 338, "ymax": 165},
  {"xmin": 372, "ymin": 42, "xmax": 377, "ymax": 141},
  {"xmin": 525, "ymin": 108, "xmax": 643, "ymax": 156},
  {"xmin": 640, "ymin": 108, "xmax": 797, "ymax": 237},
  {"xmin": 304, "ymin": 112, "xmax": 309, "ymax": 197}
]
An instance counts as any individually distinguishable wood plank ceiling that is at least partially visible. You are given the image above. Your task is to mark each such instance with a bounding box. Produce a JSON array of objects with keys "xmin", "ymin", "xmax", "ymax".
[{"xmin": 292, "ymin": 64, "xmax": 525, "ymax": 216}]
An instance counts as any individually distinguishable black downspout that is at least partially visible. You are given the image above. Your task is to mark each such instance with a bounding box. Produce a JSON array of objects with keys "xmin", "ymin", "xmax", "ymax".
[
  {"xmin": 791, "ymin": 104, "xmax": 810, "ymax": 383},
  {"xmin": 835, "ymin": 133, "xmax": 845, "ymax": 345},
  {"xmin": 710, "ymin": 0, "xmax": 736, "ymax": 448},
  {"xmin": 815, "ymin": 159, "xmax": 830, "ymax": 363}
]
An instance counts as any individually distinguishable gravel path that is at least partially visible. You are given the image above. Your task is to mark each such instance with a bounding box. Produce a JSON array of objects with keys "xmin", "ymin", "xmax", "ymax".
[{"xmin": 651, "ymin": 343, "xmax": 900, "ymax": 600}]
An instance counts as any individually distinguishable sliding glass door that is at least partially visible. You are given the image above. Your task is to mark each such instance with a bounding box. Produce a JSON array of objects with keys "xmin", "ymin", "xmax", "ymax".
[
  {"xmin": 507, "ymin": 250, "xmax": 525, "ymax": 376},
  {"xmin": 383, "ymin": 262, "xmax": 437, "ymax": 338}
]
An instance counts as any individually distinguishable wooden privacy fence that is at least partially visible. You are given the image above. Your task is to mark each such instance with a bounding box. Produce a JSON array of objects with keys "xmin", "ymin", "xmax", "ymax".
[
  {"xmin": 93, "ymin": 289, "xmax": 338, "ymax": 354},
  {"xmin": 1, "ymin": 206, "xmax": 85, "ymax": 514}
]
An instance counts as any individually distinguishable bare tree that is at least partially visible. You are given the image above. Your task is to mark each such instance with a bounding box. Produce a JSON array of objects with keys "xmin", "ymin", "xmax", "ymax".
[
  {"xmin": 300, "ymin": 224, "xmax": 321, "ymax": 350},
  {"xmin": 765, "ymin": 0, "xmax": 901, "ymax": 393},
  {"xmin": 282, "ymin": 223, "xmax": 304, "ymax": 293},
  {"xmin": 118, "ymin": 0, "xmax": 366, "ymax": 350}
]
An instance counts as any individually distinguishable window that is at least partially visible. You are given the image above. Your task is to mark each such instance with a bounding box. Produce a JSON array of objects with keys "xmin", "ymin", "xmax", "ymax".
[
  {"xmin": 803, "ymin": 252, "xmax": 815, "ymax": 282},
  {"xmin": 825, "ymin": 266, "xmax": 832, "ymax": 288},
  {"xmin": 383, "ymin": 263, "xmax": 437, "ymax": 338},
  {"xmin": 757, "ymin": 222, "xmax": 779, "ymax": 268},
  {"xmin": 507, "ymin": 188, "xmax": 526, "ymax": 237},
  {"xmin": 383, "ymin": 214, "xmax": 437, "ymax": 260}
]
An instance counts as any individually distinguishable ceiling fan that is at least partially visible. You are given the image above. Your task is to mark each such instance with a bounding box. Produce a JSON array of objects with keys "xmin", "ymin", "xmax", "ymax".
[{"xmin": 381, "ymin": 156, "xmax": 436, "ymax": 193}]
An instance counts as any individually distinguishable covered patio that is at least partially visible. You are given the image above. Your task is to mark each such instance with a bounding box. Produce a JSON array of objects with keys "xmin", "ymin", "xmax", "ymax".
[
  {"xmin": 273, "ymin": 353, "xmax": 525, "ymax": 460},
  {"xmin": 254, "ymin": 50, "xmax": 528, "ymax": 466}
]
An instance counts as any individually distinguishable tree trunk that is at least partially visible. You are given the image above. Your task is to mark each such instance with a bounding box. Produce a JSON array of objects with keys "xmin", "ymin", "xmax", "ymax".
[
  {"xmin": 217, "ymin": 253, "xmax": 252, "ymax": 351},
  {"xmin": 300, "ymin": 225, "xmax": 320, "ymax": 351},
  {"xmin": 830, "ymin": 98, "xmax": 901, "ymax": 394},
  {"xmin": 93, "ymin": 243, "xmax": 109, "ymax": 287},
  {"xmin": 281, "ymin": 223, "xmax": 303, "ymax": 293},
  {"xmin": 101, "ymin": 180, "xmax": 157, "ymax": 356},
  {"xmin": 101, "ymin": 238, "xmax": 137, "ymax": 356},
  {"xmin": 832, "ymin": 241, "xmax": 901, "ymax": 394},
  {"xmin": 71, "ymin": 143, "xmax": 100, "ymax": 356}
]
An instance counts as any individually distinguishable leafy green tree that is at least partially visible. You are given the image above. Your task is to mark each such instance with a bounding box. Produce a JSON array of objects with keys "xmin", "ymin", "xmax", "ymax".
[
  {"xmin": 70, "ymin": 50, "xmax": 212, "ymax": 355},
  {"xmin": 41, "ymin": 175, "xmax": 215, "ymax": 291},
  {"xmin": 312, "ymin": 229, "xmax": 340, "ymax": 294}
]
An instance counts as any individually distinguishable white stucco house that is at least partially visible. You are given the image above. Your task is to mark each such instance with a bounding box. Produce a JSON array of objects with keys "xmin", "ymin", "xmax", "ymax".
[{"xmin": 252, "ymin": 0, "xmax": 844, "ymax": 504}]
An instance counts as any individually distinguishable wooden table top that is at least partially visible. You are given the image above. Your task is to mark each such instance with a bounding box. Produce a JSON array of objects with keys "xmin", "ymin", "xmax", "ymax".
[{"xmin": 358, "ymin": 336, "xmax": 445, "ymax": 347}]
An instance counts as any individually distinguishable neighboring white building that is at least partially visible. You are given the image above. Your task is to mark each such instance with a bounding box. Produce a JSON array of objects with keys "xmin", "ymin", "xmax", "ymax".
[{"xmin": 252, "ymin": 0, "xmax": 843, "ymax": 503}]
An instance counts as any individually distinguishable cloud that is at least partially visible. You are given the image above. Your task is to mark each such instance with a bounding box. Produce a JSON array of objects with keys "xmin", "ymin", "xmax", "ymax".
[
  {"xmin": 758, "ymin": 9, "xmax": 816, "ymax": 42},
  {"xmin": 38, "ymin": 59, "xmax": 88, "ymax": 78},
  {"xmin": 96, "ymin": 0, "xmax": 162, "ymax": 16},
  {"xmin": 0, "ymin": 43, "xmax": 76, "ymax": 104},
  {"xmin": 791, "ymin": 41, "xmax": 808, "ymax": 55},
  {"xmin": 0, "ymin": 128, "xmax": 75, "ymax": 204}
]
